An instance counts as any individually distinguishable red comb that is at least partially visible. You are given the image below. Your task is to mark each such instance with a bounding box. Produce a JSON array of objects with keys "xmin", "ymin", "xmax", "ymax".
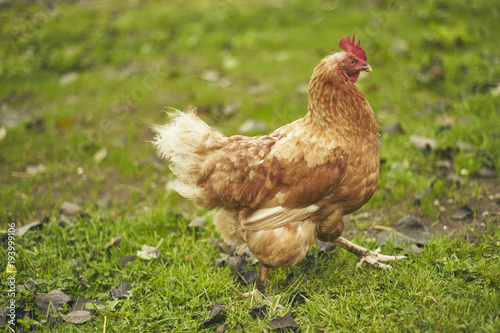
[{"xmin": 339, "ymin": 35, "xmax": 367, "ymax": 62}]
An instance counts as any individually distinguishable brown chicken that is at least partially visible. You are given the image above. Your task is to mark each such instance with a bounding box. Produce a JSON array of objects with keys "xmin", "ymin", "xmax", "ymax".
[{"xmin": 153, "ymin": 36, "xmax": 405, "ymax": 292}]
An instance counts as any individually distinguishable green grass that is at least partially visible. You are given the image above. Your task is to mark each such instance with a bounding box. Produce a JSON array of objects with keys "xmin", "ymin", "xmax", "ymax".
[
  {"xmin": 4, "ymin": 209, "xmax": 500, "ymax": 332},
  {"xmin": 1, "ymin": 0, "xmax": 500, "ymax": 331}
]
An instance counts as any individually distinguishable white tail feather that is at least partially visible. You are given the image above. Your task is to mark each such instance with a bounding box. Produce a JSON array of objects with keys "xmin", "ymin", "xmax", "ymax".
[{"xmin": 152, "ymin": 108, "xmax": 227, "ymax": 202}]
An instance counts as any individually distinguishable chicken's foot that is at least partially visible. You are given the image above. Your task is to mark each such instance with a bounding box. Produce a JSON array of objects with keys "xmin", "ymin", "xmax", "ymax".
[{"xmin": 333, "ymin": 236, "xmax": 406, "ymax": 269}]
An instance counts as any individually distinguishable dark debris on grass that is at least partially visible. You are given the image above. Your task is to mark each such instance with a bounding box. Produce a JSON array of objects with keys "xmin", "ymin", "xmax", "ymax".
[
  {"xmin": 375, "ymin": 215, "xmax": 431, "ymax": 253},
  {"xmin": 200, "ymin": 301, "xmax": 227, "ymax": 328},
  {"xmin": 268, "ymin": 310, "xmax": 300, "ymax": 332},
  {"xmin": 110, "ymin": 281, "xmax": 133, "ymax": 299}
]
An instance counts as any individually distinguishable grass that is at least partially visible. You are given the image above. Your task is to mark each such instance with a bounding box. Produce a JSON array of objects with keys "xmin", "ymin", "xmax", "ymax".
[{"xmin": 1, "ymin": 0, "xmax": 499, "ymax": 331}]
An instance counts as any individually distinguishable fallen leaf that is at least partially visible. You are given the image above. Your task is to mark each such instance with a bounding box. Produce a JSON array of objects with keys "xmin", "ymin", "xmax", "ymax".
[
  {"xmin": 104, "ymin": 234, "xmax": 121, "ymax": 249},
  {"xmin": 0, "ymin": 126, "xmax": 6, "ymax": 141},
  {"xmin": 58, "ymin": 310, "xmax": 93, "ymax": 325},
  {"xmin": 120, "ymin": 255, "xmax": 136, "ymax": 267},
  {"xmin": 494, "ymin": 193, "xmax": 500, "ymax": 205},
  {"xmin": 456, "ymin": 140, "xmax": 473, "ymax": 152},
  {"xmin": 268, "ymin": 311, "xmax": 300, "ymax": 331},
  {"xmin": 226, "ymin": 256, "xmax": 257, "ymax": 285},
  {"xmin": 477, "ymin": 167, "xmax": 497, "ymax": 178},
  {"xmin": 110, "ymin": 281, "xmax": 132, "ymax": 299},
  {"xmin": 409, "ymin": 135, "xmax": 437, "ymax": 152},
  {"xmin": 185, "ymin": 254, "xmax": 193, "ymax": 261},
  {"xmin": 221, "ymin": 100, "xmax": 240, "ymax": 117},
  {"xmin": 249, "ymin": 304, "xmax": 268, "ymax": 320},
  {"xmin": 453, "ymin": 206, "xmax": 473, "ymax": 220},
  {"xmin": 60, "ymin": 72, "xmax": 78, "ymax": 85},
  {"xmin": 436, "ymin": 115, "xmax": 455, "ymax": 128},
  {"xmin": 11, "ymin": 164, "xmax": 46, "ymax": 178},
  {"xmin": 93, "ymin": 147, "xmax": 108, "ymax": 164},
  {"xmin": 16, "ymin": 221, "xmax": 44, "ymax": 237},
  {"xmin": 136, "ymin": 245, "xmax": 160, "ymax": 260},
  {"xmin": 57, "ymin": 214, "xmax": 71, "ymax": 227},
  {"xmin": 0, "ymin": 307, "xmax": 7, "ymax": 326},
  {"xmin": 445, "ymin": 172, "xmax": 463, "ymax": 187},
  {"xmin": 200, "ymin": 301, "xmax": 227, "ymax": 328},
  {"xmin": 97, "ymin": 198, "xmax": 112, "ymax": 209},
  {"xmin": 216, "ymin": 324, "xmax": 231, "ymax": 333},
  {"xmin": 36, "ymin": 289, "xmax": 74, "ymax": 315},
  {"xmin": 375, "ymin": 215, "xmax": 430, "ymax": 252},
  {"xmin": 490, "ymin": 82, "xmax": 500, "ymax": 96},
  {"xmin": 249, "ymin": 83, "xmax": 270, "ymax": 95},
  {"xmin": 209, "ymin": 238, "xmax": 236, "ymax": 254},
  {"xmin": 188, "ymin": 216, "xmax": 206, "ymax": 228},
  {"xmin": 435, "ymin": 160, "xmax": 453, "ymax": 170},
  {"xmin": 383, "ymin": 121, "xmax": 404, "ymax": 135},
  {"xmin": 413, "ymin": 186, "xmax": 432, "ymax": 206},
  {"xmin": 60, "ymin": 201, "xmax": 82, "ymax": 216},
  {"xmin": 17, "ymin": 281, "xmax": 36, "ymax": 292},
  {"xmin": 214, "ymin": 254, "xmax": 230, "ymax": 268},
  {"xmin": 201, "ymin": 69, "xmax": 221, "ymax": 82},
  {"xmin": 77, "ymin": 277, "xmax": 89, "ymax": 286}
]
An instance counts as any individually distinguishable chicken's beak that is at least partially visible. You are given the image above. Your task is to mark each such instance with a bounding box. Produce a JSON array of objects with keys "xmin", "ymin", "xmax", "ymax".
[{"xmin": 361, "ymin": 63, "xmax": 372, "ymax": 73}]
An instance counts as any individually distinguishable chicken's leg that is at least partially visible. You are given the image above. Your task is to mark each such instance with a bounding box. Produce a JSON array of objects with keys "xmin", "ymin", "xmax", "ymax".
[
  {"xmin": 333, "ymin": 236, "xmax": 406, "ymax": 269},
  {"xmin": 256, "ymin": 261, "xmax": 269, "ymax": 293}
]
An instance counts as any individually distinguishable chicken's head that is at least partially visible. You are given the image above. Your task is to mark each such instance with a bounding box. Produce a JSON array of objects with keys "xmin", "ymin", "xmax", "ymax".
[{"xmin": 337, "ymin": 35, "xmax": 372, "ymax": 83}]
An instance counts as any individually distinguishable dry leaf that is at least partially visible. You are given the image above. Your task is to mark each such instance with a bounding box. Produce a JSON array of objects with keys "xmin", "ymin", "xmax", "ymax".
[
  {"xmin": 60, "ymin": 72, "xmax": 78, "ymax": 85},
  {"xmin": 16, "ymin": 221, "xmax": 43, "ymax": 237},
  {"xmin": 104, "ymin": 234, "xmax": 121, "ymax": 249},
  {"xmin": 94, "ymin": 147, "xmax": 108, "ymax": 164},
  {"xmin": 60, "ymin": 201, "xmax": 82, "ymax": 216},
  {"xmin": 249, "ymin": 304, "xmax": 268, "ymax": 320},
  {"xmin": 120, "ymin": 255, "xmax": 136, "ymax": 267},
  {"xmin": 0, "ymin": 126, "xmax": 6, "ymax": 141},
  {"xmin": 136, "ymin": 245, "xmax": 160, "ymax": 260},
  {"xmin": 188, "ymin": 216, "xmax": 206, "ymax": 228},
  {"xmin": 409, "ymin": 135, "xmax": 437, "ymax": 152},
  {"xmin": 59, "ymin": 310, "xmax": 93, "ymax": 325},
  {"xmin": 11, "ymin": 164, "xmax": 46, "ymax": 178},
  {"xmin": 453, "ymin": 206, "xmax": 473, "ymax": 220},
  {"xmin": 110, "ymin": 281, "xmax": 132, "ymax": 299},
  {"xmin": 268, "ymin": 311, "xmax": 300, "ymax": 331},
  {"xmin": 200, "ymin": 301, "xmax": 227, "ymax": 328},
  {"xmin": 36, "ymin": 289, "xmax": 74, "ymax": 315}
]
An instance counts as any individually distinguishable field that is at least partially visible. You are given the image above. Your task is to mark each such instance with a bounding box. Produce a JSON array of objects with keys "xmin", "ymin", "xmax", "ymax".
[{"xmin": 1, "ymin": 0, "xmax": 499, "ymax": 331}]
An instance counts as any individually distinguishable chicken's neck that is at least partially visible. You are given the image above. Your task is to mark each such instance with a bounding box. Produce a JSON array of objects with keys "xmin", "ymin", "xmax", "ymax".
[{"xmin": 304, "ymin": 70, "xmax": 377, "ymax": 139}]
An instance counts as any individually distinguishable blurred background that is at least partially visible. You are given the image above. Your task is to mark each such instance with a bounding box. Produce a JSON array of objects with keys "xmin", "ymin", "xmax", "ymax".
[{"xmin": 1, "ymin": 0, "xmax": 499, "ymax": 226}]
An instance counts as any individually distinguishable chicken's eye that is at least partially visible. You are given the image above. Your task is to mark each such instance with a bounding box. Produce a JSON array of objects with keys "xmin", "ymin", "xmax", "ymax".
[{"xmin": 350, "ymin": 59, "xmax": 355, "ymax": 65}]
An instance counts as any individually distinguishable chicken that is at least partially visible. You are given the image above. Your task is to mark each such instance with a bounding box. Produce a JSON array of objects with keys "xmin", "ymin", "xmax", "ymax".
[{"xmin": 153, "ymin": 36, "xmax": 405, "ymax": 293}]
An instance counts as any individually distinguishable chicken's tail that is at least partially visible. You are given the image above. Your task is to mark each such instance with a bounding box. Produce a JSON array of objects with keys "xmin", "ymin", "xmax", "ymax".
[{"xmin": 152, "ymin": 107, "xmax": 227, "ymax": 204}]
